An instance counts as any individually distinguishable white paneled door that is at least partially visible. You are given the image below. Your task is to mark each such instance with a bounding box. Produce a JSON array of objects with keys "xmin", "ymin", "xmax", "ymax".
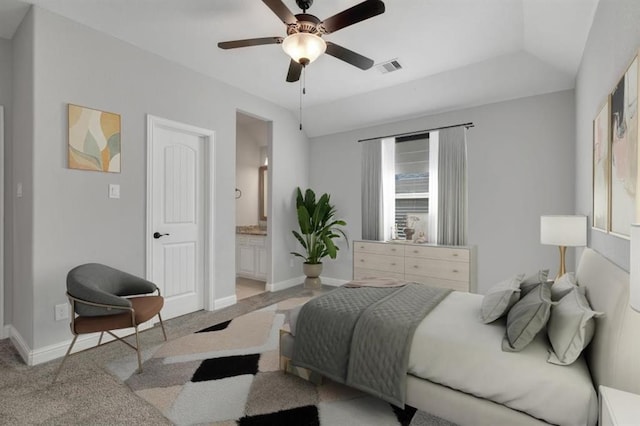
[{"xmin": 147, "ymin": 116, "xmax": 214, "ymax": 320}]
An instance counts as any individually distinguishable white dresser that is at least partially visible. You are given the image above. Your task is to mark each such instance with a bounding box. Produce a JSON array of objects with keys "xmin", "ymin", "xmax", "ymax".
[{"xmin": 353, "ymin": 240, "xmax": 477, "ymax": 292}]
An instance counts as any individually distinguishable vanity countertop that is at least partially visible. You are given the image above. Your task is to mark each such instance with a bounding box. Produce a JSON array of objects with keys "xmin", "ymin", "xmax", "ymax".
[{"xmin": 236, "ymin": 226, "xmax": 267, "ymax": 236}]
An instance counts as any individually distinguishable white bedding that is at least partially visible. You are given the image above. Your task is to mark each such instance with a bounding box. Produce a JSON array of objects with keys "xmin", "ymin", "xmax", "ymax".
[{"xmin": 408, "ymin": 291, "xmax": 598, "ymax": 426}]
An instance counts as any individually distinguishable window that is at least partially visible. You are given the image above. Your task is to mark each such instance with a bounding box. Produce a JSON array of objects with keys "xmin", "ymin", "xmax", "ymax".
[
  {"xmin": 362, "ymin": 126, "xmax": 467, "ymax": 246},
  {"xmin": 394, "ymin": 136, "xmax": 430, "ymax": 240}
]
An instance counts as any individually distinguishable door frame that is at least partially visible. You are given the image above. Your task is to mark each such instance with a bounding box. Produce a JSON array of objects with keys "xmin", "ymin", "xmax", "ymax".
[{"xmin": 145, "ymin": 115, "xmax": 216, "ymax": 312}]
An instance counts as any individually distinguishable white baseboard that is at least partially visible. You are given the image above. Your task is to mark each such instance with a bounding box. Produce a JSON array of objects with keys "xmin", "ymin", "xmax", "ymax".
[
  {"xmin": 8, "ymin": 325, "xmax": 30, "ymax": 364},
  {"xmin": 214, "ymin": 294, "xmax": 237, "ymax": 310},
  {"xmin": 1, "ymin": 324, "xmax": 9, "ymax": 339},
  {"xmin": 267, "ymin": 276, "xmax": 305, "ymax": 292},
  {"xmin": 8, "ymin": 322, "xmax": 156, "ymax": 366}
]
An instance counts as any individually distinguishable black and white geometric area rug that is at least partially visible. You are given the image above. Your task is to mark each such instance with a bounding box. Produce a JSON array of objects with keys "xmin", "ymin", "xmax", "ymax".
[{"xmin": 108, "ymin": 297, "xmax": 455, "ymax": 425}]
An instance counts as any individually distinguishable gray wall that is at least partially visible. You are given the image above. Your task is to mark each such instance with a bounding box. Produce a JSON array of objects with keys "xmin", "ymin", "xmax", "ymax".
[
  {"xmin": 12, "ymin": 7, "xmax": 309, "ymax": 351},
  {"xmin": 0, "ymin": 38, "xmax": 12, "ymax": 327},
  {"xmin": 575, "ymin": 0, "xmax": 640, "ymax": 270},
  {"xmin": 310, "ymin": 90, "xmax": 576, "ymax": 294}
]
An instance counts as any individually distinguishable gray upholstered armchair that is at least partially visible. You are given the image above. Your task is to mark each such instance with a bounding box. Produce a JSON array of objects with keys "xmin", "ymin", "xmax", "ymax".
[{"xmin": 53, "ymin": 263, "xmax": 167, "ymax": 382}]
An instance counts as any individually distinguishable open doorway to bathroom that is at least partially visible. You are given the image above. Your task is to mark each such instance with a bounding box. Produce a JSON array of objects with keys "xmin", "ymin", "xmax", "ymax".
[{"xmin": 235, "ymin": 112, "xmax": 269, "ymax": 300}]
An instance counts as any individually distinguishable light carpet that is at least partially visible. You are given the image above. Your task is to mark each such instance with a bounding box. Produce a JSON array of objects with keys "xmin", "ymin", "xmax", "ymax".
[{"xmin": 108, "ymin": 296, "xmax": 456, "ymax": 425}]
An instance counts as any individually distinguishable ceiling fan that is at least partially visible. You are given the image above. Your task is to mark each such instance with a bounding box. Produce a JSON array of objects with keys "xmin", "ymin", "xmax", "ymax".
[{"xmin": 218, "ymin": 0, "xmax": 386, "ymax": 83}]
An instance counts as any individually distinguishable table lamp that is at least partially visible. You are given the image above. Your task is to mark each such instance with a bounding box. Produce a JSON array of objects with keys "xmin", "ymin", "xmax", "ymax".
[
  {"xmin": 540, "ymin": 215, "xmax": 587, "ymax": 280},
  {"xmin": 630, "ymin": 224, "xmax": 640, "ymax": 312}
]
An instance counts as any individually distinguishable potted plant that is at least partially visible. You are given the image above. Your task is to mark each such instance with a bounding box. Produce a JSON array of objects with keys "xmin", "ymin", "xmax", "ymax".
[{"xmin": 291, "ymin": 187, "xmax": 348, "ymax": 287}]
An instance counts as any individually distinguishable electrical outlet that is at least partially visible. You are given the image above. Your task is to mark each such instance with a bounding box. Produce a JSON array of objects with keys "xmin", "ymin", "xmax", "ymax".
[{"xmin": 54, "ymin": 303, "xmax": 69, "ymax": 321}]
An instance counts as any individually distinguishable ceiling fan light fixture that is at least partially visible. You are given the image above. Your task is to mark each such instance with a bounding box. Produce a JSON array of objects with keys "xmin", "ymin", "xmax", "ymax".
[{"xmin": 282, "ymin": 33, "xmax": 326, "ymax": 65}]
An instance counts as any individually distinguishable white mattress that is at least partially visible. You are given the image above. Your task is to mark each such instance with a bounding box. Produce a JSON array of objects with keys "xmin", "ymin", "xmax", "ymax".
[{"xmin": 408, "ymin": 291, "xmax": 598, "ymax": 426}]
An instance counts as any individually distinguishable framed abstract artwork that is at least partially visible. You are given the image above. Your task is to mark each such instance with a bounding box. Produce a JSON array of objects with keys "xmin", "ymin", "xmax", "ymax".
[
  {"xmin": 68, "ymin": 104, "xmax": 121, "ymax": 173},
  {"xmin": 592, "ymin": 97, "xmax": 610, "ymax": 232},
  {"xmin": 609, "ymin": 54, "xmax": 638, "ymax": 238}
]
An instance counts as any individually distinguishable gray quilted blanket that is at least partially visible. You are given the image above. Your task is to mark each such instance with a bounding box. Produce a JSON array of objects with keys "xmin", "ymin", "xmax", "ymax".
[{"xmin": 292, "ymin": 283, "xmax": 451, "ymax": 407}]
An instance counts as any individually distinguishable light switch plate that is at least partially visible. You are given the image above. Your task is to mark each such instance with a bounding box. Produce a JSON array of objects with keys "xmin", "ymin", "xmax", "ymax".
[{"xmin": 109, "ymin": 184, "xmax": 120, "ymax": 199}]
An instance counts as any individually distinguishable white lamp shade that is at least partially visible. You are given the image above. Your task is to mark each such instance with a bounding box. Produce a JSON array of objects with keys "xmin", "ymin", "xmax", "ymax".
[
  {"xmin": 540, "ymin": 215, "xmax": 587, "ymax": 247},
  {"xmin": 282, "ymin": 33, "xmax": 326, "ymax": 65},
  {"xmin": 630, "ymin": 224, "xmax": 640, "ymax": 312}
]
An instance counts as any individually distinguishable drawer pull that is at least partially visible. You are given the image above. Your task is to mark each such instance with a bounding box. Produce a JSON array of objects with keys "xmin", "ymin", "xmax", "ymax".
[
  {"xmin": 413, "ymin": 265, "xmax": 419, "ymax": 269},
  {"xmin": 452, "ymin": 253, "xmax": 459, "ymax": 257},
  {"xmin": 360, "ymin": 259, "xmax": 365, "ymax": 262},
  {"xmin": 413, "ymin": 250, "xmax": 419, "ymax": 254},
  {"xmin": 452, "ymin": 269, "xmax": 459, "ymax": 273},
  {"xmin": 390, "ymin": 263, "xmax": 396, "ymax": 266},
  {"xmin": 391, "ymin": 248, "xmax": 396, "ymax": 251}
]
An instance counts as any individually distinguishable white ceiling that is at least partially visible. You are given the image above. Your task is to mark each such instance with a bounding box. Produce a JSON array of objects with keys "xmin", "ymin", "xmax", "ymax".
[{"xmin": 0, "ymin": 0, "xmax": 599, "ymax": 137}]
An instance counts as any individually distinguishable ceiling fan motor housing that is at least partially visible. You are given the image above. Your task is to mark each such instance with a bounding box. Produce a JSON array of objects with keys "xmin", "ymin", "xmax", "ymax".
[{"xmin": 287, "ymin": 14, "xmax": 322, "ymax": 35}]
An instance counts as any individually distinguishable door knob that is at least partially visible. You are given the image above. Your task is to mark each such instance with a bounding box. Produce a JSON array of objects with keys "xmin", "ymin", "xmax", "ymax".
[{"xmin": 153, "ymin": 232, "xmax": 170, "ymax": 239}]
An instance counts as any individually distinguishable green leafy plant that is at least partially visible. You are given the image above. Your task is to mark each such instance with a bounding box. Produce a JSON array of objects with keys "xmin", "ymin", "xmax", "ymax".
[{"xmin": 291, "ymin": 187, "xmax": 348, "ymax": 264}]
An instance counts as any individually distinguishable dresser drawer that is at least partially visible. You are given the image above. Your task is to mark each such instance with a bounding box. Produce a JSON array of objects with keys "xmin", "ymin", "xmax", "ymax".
[
  {"xmin": 404, "ymin": 258, "xmax": 469, "ymax": 282},
  {"xmin": 405, "ymin": 274, "xmax": 469, "ymax": 292},
  {"xmin": 354, "ymin": 252, "xmax": 404, "ymax": 273},
  {"xmin": 354, "ymin": 268, "xmax": 406, "ymax": 281},
  {"xmin": 404, "ymin": 245, "xmax": 469, "ymax": 262},
  {"xmin": 354, "ymin": 241, "xmax": 405, "ymax": 257}
]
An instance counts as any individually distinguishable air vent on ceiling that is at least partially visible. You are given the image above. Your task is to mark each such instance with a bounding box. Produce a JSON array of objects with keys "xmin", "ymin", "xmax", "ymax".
[{"xmin": 376, "ymin": 59, "xmax": 403, "ymax": 74}]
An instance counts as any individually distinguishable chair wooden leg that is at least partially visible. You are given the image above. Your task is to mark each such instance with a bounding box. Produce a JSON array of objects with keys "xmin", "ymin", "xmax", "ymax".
[
  {"xmin": 52, "ymin": 335, "xmax": 78, "ymax": 383},
  {"xmin": 157, "ymin": 312, "xmax": 167, "ymax": 341},
  {"xmin": 134, "ymin": 325, "xmax": 143, "ymax": 373},
  {"xmin": 97, "ymin": 331, "xmax": 104, "ymax": 346}
]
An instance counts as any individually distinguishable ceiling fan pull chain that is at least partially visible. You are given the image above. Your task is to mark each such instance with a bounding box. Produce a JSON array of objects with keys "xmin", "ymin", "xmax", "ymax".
[{"xmin": 299, "ymin": 67, "xmax": 304, "ymax": 130}]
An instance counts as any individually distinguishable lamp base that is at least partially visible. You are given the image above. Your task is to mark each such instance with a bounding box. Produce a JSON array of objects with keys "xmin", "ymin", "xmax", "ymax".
[{"xmin": 554, "ymin": 245, "xmax": 567, "ymax": 281}]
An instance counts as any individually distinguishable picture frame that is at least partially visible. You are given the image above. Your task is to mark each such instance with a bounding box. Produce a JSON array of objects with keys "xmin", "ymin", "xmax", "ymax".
[
  {"xmin": 609, "ymin": 53, "xmax": 638, "ymax": 239},
  {"xmin": 592, "ymin": 97, "xmax": 610, "ymax": 233},
  {"xmin": 405, "ymin": 212, "xmax": 429, "ymax": 243},
  {"xmin": 68, "ymin": 104, "xmax": 121, "ymax": 173}
]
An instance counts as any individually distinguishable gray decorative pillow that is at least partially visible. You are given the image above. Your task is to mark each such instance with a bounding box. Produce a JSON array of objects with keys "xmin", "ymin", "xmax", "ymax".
[
  {"xmin": 480, "ymin": 274, "xmax": 525, "ymax": 324},
  {"xmin": 502, "ymin": 281, "xmax": 553, "ymax": 352},
  {"xmin": 551, "ymin": 272, "xmax": 578, "ymax": 301},
  {"xmin": 520, "ymin": 269, "xmax": 550, "ymax": 297},
  {"xmin": 547, "ymin": 287, "xmax": 604, "ymax": 365}
]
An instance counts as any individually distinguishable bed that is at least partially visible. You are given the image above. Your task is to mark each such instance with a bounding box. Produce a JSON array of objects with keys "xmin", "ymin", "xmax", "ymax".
[{"xmin": 279, "ymin": 248, "xmax": 640, "ymax": 425}]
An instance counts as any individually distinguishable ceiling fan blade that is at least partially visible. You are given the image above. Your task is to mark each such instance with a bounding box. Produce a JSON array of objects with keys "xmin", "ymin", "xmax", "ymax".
[
  {"xmin": 286, "ymin": 60, "xmax": 303, "ymax": 82},
  {"xmin": 262, "ymin": 0, "xmax": 297, "ymax": 25},
  {"xmin": 320, "ymin": 0, "xmax": 385, "ymax": 34},
  {"xmin": 325, "ymin": 42, "xmax": 374, "ymax": 70},
  {"xmin": 218, "ymin": 37, "xmax": 284, "ymax": 49}
]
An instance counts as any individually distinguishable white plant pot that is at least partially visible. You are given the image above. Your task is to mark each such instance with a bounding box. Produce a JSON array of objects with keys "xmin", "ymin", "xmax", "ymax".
[{"xmin": 303, "ymin": 262, "xmax": 323, "ymax": 289}]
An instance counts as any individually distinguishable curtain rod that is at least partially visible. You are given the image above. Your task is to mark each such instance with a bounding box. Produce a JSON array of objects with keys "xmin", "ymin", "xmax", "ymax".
[{"xmin": 357, "ymin": 122, "xmax": 474, "ymax": 143}]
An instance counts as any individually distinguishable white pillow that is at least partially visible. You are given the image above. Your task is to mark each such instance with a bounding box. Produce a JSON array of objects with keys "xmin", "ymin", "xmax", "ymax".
[
  {"xmin": 480, "ymin": 274, "xmax": 524, "ymax": 323},
  {"xmin": 547, "ymin": 287, "xmax": 604, "ymax": 365}
]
